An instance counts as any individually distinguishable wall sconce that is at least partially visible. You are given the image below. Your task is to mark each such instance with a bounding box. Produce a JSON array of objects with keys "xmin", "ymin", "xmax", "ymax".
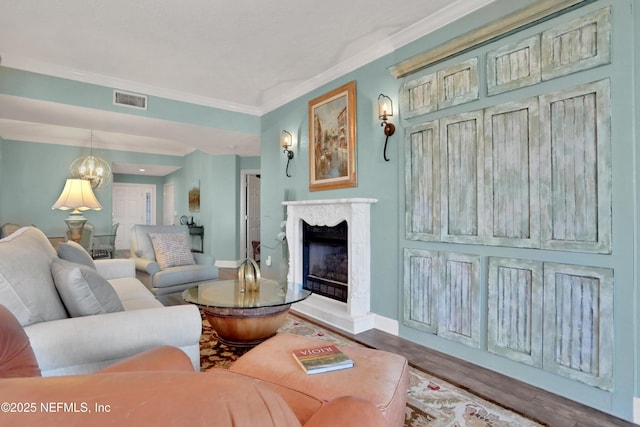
[
  {"xmin": 281, "ymin": 130, "xmax": 294, "ymax": 177},
  {"xmin": 378, "ymin": 94, "xmax": 396, "ymax": 161}
]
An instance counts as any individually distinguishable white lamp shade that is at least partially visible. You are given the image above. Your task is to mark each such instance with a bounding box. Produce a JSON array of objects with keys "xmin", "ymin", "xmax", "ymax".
[{"xmin": 52, "ymin": 179, "xmax": 103, "ymax": 212}]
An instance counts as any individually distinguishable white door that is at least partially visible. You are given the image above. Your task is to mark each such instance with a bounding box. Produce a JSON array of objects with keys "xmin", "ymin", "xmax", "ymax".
[
  {"xmin": 112, "ymin": 183, "xmax": 156, "ymax": 250},
  {"xmin": 163, "ymin": 183, "xmax": 175, "ymax": 225},
  {"xmin": 246, "ymin": 174, "xmax": 261, "ymax": 260}
]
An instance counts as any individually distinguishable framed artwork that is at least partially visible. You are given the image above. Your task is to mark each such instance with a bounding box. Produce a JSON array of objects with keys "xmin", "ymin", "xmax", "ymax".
[
  {"xmin": 188, "ymin": 180, "xmax": 200, "ymax": 212},
  {"xmin": 308, "ymin": 80, "xmax": 357, "ymax": 191}
]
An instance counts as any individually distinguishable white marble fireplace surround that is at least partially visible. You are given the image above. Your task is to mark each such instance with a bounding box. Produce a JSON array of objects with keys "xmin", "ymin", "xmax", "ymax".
[{"xmin": 284, "ymin": 198, "xmax": 382, "ymax": 334}]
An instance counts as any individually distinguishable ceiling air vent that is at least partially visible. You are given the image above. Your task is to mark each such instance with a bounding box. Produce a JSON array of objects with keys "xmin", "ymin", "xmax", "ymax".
[{"xmin": 113, "ymin": 90, "xmax": 147, "ymax": 110}]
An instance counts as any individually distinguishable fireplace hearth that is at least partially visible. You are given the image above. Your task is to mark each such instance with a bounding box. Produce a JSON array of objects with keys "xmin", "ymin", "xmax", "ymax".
[{"xmin": 284, "ymin": 198, "xmax": 377, "ymax": 334}]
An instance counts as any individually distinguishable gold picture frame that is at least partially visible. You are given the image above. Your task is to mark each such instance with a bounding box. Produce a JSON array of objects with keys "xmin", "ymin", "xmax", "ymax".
[{"xmin": 308, "ymin": 80, "xmax": 357, "ymax": 191}]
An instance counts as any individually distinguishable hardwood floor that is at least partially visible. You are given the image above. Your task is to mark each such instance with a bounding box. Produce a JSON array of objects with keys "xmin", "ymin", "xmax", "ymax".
[
  {"xmin": 346, "ymin": 327, "xmax": 634, "ymax": 427},
  {"xmin": 189, "ymin": 269, "xmax": 633, "ymax": 426}
]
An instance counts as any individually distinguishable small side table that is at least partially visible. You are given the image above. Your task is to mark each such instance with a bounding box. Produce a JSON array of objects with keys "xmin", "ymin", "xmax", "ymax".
[{"xmin": 188, "ymin": 226, "xmax": 204, "ymax": 252}]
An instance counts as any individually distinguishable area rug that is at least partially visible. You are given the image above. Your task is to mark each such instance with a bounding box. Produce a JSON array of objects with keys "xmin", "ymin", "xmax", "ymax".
[{"xmin": 199, "ymin": 312, "xmax": 543, "ymax": 427}]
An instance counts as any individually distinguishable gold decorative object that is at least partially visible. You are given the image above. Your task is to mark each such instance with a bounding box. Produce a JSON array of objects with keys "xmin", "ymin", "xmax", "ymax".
[{"xmin": 238, "ymin": 258, "xmax": 261, "ymax": 293}]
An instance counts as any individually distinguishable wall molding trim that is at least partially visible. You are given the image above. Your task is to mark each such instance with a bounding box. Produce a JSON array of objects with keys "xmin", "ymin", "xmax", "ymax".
[{"xmin": 389, "ymin": 0, "xmax": 593, "ymax": 78}]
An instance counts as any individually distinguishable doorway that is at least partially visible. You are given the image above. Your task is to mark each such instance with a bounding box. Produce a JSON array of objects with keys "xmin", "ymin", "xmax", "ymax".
[
  {"xmin": 112, "ymin": 183, "xmax": 156, "ymax": 250},
  {"xmin": 240, "ymin": 170, "xmax": 261, "ymax": 261}
]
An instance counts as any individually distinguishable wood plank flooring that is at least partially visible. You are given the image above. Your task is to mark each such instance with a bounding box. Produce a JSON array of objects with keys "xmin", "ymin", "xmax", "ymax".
[
  {"xmin": 189, "ymin": 269, "xmax": 634, "ymax": 426},
  {"xmin": 347, "ymin": 327, "xmax": 633, "ymax": 427}
]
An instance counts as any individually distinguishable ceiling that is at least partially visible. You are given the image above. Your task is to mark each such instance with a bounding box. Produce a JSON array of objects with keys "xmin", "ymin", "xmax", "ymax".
[{"xmin": 0, "ymin": 0, "xmax": 496, "ymax": 175}]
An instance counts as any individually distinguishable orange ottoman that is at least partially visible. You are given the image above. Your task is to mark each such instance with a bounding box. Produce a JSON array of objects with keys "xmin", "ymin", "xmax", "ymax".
[{"xmin": 229, "ymin": 333, "xmax": 409, "ymax": 427}]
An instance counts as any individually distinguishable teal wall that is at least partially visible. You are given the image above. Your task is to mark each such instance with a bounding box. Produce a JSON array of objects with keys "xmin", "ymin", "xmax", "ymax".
[
  {"xmin": 0, "ymin": 139, "xmax": 183, "ymax": 236},
  {"xmin": 258, "ymin": 0, "xmax": 638, "ymax": 420},
  {"xmin": 0, "ymin": 137, "xmax": 259, "ymax": 262},
  {"xmin": 0, "ymin": 67, "xmax": 260, "ymax": 134},
  {"xmin": 0, "ymin": 0, "xmax": 637, "ymax": 420},
  {"xmin": 164, "ymin": 152, "xmax": 252, "ymax": 260},
  {"xmin": 0, "ymin": 63, "xmax": 260, "ymax": 264},
  {"xmin": 240, "ymin": 156, "xmax": 260, "ymax": 171}
]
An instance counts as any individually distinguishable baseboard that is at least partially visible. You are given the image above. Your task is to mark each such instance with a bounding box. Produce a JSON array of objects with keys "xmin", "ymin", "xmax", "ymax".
[
  {"xmin": 291, "ymin": 296, "xmax": 399, "ymax": 336},
  {"xmin": 373, "ymin": 314, "xmax": 399, "ymax": 336},
  {"xmin": 215, "ymin": 259, "xmax": 242, "ymax": 268},
  {"xmin": 634, "ymin": 397, "xmax": 640, "ymax": 423}
]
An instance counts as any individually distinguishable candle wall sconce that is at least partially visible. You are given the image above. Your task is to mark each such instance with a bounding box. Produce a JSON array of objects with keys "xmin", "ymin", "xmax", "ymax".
[
  {"xmin": 281, "ymin": 130, "xmax": 294, "ymax": 177},
  {"xmin": 378, "ymin": 94, "xmax": 396, "ymax": 161}
]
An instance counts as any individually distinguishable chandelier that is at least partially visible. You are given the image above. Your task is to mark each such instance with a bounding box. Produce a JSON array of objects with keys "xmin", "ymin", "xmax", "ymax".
[{"xmin": 69, "ymin": 131, "xmax": 112, "ymax": 190}]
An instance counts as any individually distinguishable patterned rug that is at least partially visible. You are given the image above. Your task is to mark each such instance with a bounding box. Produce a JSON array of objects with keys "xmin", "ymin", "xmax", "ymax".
[{"xmin": 199, "ymin": 312, "xmax": 543, "ymax": 427}]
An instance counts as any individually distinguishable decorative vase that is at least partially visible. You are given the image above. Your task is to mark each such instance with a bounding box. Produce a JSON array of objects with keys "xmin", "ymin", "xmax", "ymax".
[{"xmin": 238, "ymin": 258, "xmax": 261, "ymax": 293}]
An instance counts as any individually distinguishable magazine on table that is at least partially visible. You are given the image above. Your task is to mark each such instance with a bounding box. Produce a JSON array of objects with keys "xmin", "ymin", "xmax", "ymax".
[{"xmin": 292, "ymin": 344, "xmax": 354, "ymax": 374}]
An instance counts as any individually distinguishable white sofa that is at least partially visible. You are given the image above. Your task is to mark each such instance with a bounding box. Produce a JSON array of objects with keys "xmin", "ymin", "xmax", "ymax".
[{"xmin": 0, "ymin": 226, "xmax": 202, "ymax": 376}]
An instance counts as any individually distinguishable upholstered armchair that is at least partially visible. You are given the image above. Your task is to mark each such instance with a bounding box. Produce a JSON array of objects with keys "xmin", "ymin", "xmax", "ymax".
[
  {"xmin": 0, "ymin": 305, "xmax": 387, "ymax": 427},
  {"xmin": 129, "ymin": 224, "xmax": 219, "ymax": 295}
]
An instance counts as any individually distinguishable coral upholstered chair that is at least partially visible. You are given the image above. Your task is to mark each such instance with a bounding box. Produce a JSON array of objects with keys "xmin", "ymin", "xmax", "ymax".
[
  {"xmin": 0, "ymin": 305, "xmax": 41, "ymax": 378},
  {"xmin": 0, "ymin": 305, "xmax": 387, "ymax": 427}
]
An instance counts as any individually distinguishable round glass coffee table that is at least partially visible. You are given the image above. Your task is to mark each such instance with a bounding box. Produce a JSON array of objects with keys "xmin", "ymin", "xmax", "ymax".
[{"xmin": 182, "ymin": 279, "xmax": 311, "ymax": 347}]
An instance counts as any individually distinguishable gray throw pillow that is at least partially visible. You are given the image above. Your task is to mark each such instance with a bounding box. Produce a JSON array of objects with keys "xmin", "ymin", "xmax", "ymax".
[
  {"xmin": 57, "ymin": 241, "xmax": 96, "ymax": 270},
  {"xmin": 51, "ymin": 259, "xmax": 124, "ymax": 317}
]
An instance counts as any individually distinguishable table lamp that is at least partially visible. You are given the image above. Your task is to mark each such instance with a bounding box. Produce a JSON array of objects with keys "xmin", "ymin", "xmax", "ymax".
[{"xmin": 52, "ymin": 178, "xmax": 103, "ymax": 243}]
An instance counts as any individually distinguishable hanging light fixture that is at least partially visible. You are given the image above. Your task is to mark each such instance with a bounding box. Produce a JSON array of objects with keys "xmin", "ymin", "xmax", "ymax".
[{"xmin": 69, "ymin": 130, "xmax": 112, "ymax": 190}]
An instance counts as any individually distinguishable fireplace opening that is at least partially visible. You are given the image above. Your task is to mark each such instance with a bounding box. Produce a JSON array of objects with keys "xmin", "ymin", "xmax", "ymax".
[{"xmin": 302, "ymin": 220, "xmax": 348, "ymax": 303}]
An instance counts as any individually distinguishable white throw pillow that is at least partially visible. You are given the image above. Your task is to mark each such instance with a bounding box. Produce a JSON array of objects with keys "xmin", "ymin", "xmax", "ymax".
[
  {"xmin": 149, "ymin": 232, "xmax": 195, "ymax": 269},
  {"xmin": 51, "ymin": 259, "xmax": 124, "ymax": 317},
  {"xmin": 0, "ymin": 227, "xmax": 68, "ymax": 326}
]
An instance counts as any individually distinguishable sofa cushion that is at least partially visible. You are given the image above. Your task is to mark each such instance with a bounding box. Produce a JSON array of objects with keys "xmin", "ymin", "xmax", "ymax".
[
  {"xmin": 57, "ymin": 241, "xmax": 96, "ymax": 269},
  {"xmin": 149, "ymin": 232, "xmax": 195, "ymax": 269},
  {"xmin": 109, "ymin": 277, "xmax": 164, "ymax": 310},
  {"xmin": 151, "ymin": 264, "xmax": 218, "ymax": 288},
  {"xmin": 0, "ymin": 227, "xmax": 68, "ymax": 326},
  {"xmin": 51, "ymin": 259, "xmax": 124, "ymax": 317}
]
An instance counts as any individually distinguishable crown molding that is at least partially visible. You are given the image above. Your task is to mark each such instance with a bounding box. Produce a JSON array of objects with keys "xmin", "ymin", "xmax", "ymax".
[
  {"xmin": 259, "ymin": 0, "xmax": 497, "ymax": 114},
  {"xmin": 3, "ymin": 0, "xmax": 500, "ymax": 117},
  {"xmin": 388, "ymin": 0, "xmax": 496, "ymax": 50},
  {"xmin": 389, "ymin": 0, "xmax": 591, "ymax": 78},
  {"xmin": 2, "ymin": 55, "xmax": 263, "ymax": 116}
]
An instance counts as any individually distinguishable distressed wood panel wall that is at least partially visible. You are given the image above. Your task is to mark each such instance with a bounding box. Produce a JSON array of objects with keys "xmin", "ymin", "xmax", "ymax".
[
  {"xmin": 406, "ymin": 121, "xmax": 440, "ymax": 240},
  {"xmin": 541, "ymin": 8, "xmax": 611, "ymax": 80},
  {"xmin": 487, "ymin": 35, "xmax": 541, "ymax": 95},
  {"xmin": 438, "ymin": 253, "xmax": 481, "ymax": 348},
  {"xmin": 543, "ymin": 263, "xmax": 613, "ymax": 390},
  {"xmin": 400, "ymin": 6, "xmax": 614, "ymax": 390},
  {"xmin": 403, "ymin": 249, "xmax": 438, "ymax": 333},
  {"xmin": 483, "ymin": 99, "xmax": 540, "ymax": 247},
  {"xmin": 437, "ymin": 58, "xmax": 479, "ymax": 109},
  {"xmin": 540, "ymin": 80, "xmax": 611, "ymax": 253},
  {"xmin": 488, "ymin": 258, "xmax": 543, "ymax": 367},
  {"xmin": 441, "ymin": 111, "xmax": 483, "ymax": 243},
  {"xmin": 402, "ymin": 74, "xmax": 438, "ymax": 119}
]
